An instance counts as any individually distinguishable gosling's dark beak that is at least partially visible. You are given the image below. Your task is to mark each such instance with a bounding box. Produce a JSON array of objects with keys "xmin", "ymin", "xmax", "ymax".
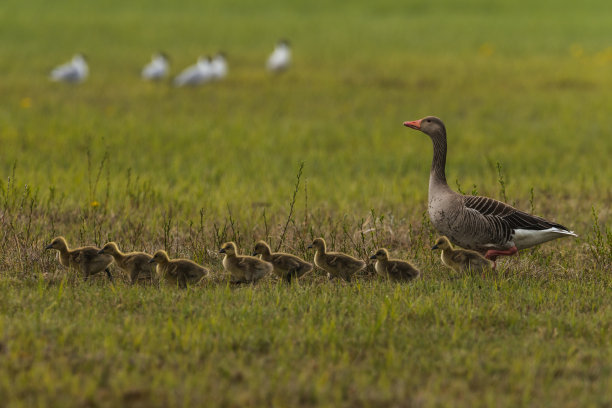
[
  {"xmin": 252, "ymin": 251, "xmax": 258, "ymax": 256},
  {"xmin": 45, "ymin": 244, "xmax": 53, "ymax": 250},
  {"xmin": 431, "ymin": 245, "xmax": 439, "ymax": 250},
  {"xmin": 97, "ymin": 249, "xmax": 104, "ymax": 255},
  {"xmin": 369, "ymin": 255, "xmax": 377, "ymax": 260},
  {"xmin": 219, "ymin": 248, "xmax": 226, "ymax": 254},
  {"xmin": 307, "ymin": 244, "xmax": 313, "ymax": 249},
  {"xmin": 148, "ymin": 259, "xmax": 156, "ymax": 264}
]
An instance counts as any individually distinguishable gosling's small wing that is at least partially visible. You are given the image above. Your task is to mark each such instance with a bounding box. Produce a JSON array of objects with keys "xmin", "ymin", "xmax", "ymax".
[
  {"xmin": 449, "ymin": 250, "xmax": 471, "ymax": 265},
  {"xmin": 238, "ymin": 256, "xmax": 269, "ymax": 272},
  {"xmin": 273, "ymin": 254, "xmax": 301, "ymax": 270},
  {"xmin": 127, "ymin": 253, "xmax": 154, "ymax": 276},
  {"xmin": 70, "ymin": 251, "xmax": 81, "ymax": 265},
  {"xmin": 78, "ymin": 247, "xmax": 105, "ymax": 262},
  {"xmin": 327, "ymin": 253, "xmax": 365, "ymax": 271},
  {"xmin": 389, "ymin": 260, "xmax": 419, "ymax": 280},
  {"xmin": 387, "ymin": 261, "xmax": 406, "ymax": 278}
]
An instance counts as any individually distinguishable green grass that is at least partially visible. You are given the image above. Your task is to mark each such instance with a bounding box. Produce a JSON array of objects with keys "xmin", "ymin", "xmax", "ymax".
[{"xmin": 0, "ymin": 0, "xmax": 611, "ymax": 406}]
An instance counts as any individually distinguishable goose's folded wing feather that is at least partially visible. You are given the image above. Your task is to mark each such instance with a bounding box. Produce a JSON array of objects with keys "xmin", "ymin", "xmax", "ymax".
[{"xmin": 464, "ymin": 195, "xmax": 570, "ymax": 231}]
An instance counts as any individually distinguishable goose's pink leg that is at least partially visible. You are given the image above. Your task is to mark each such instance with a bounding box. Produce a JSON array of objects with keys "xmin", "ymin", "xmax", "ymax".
[{"xmin": 484, "ymin": 246, "xmax": 518, "ymax": 261}]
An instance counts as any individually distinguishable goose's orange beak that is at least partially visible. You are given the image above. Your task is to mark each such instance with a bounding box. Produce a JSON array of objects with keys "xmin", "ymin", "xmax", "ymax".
[{"xmin": 403, "ymin": 119, "xmax": 422, "ymax": 130}]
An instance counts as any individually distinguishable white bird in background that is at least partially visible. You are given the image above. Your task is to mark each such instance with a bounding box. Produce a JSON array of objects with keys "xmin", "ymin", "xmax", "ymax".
[
  {"xmin": 173, "ymin": 56, "xmax": 213, "ymax": 87},
  {"xmin": 210, "ymin": 52, "xmax": 228, "ymax": 80},
  {"xmin": 50, "ymin": 54, "xmax": 89, "ymax": 83},
  {"xmin": 266, "ymin": 39, "xmax": 291, "ymax": 73},
  {"xmin": 141, "ymin": 52, "xmax": 170, "ymax": 81}
]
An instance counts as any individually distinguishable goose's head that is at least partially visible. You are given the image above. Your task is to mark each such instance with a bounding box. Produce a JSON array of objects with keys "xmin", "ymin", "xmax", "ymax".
[
  {"xmin": 307, "ymin": 238, "xmax": 326, "ymax": 252},
  {"xmin": 149, "ymin": 250, "xmax": 170, "ymax": 264},
  {"xmin": 219, "ymin": 242, "xmax": 237, "ymax": 255},
  {"xmin": 370, "ymin": 248, "xmax": 389, "ymax": 261},
  {"xmin": 431, "ymin": 236, "xmax": 452, "ymax": 251},
  {"xmin": 98, "ymin": 242, "xmax": 120, "ymax": 255},
  {"xmin": 45, "ymin": 236, "xmax": 68, "ymax": 251},
  {"xmin": 252, "ymin": 240, "xmax": 271, "ymax": 256},
  {"xmin": 404, "ymin": 116, "xmax": 446, "ymax": 139}
]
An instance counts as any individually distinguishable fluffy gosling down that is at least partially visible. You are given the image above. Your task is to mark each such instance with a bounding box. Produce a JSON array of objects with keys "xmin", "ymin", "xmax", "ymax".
[
  {"xmin": 98, "ymin": 242, "xmax": 155, "ymax": 284},
  {"xmin": 432, "ymin": 236, "xmax": 494, "ymax": 273},
  {"xmin": 220, "ymin": 242, "xmax": 273, "ymax": 284},
  {"xmin": 148, "ymin": 250, "xmax": 208, "ymax": 288},
  {"xmin": 370, "ymin": 248, "xmax": 420, "ymax": 282},
  {"xmin": 308, "ymin": 238, "xmax": 366, "ymax": 282},
  {"xmin": 45, "ymin": 236, "xmax": 113, "ymax": 281},
  {"xmin": 252, "ymin": 240, "xmax": 313, "ymax": 282}
]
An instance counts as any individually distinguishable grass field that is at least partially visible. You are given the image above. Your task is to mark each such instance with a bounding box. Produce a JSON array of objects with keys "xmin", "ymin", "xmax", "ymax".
[{"xmin": 1, "ymin": 0, "xmax": 611, "ymax": 406}]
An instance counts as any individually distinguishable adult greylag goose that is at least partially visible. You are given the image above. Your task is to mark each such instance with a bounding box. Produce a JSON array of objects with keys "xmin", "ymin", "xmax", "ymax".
[
  {"xmin": 148, "ymin": 250, "xmax": 208, "ymax": 288},
  {"xmin": 431, "ymin": 236, "xmax": 493, "ymax": 273},
  {"xmin": 370, "ymin": 248, "xmax": 420, "ymax": 281},
  {"xmin": 252, "ymin": 240, "xmax": 313, "ymax": 282},
  {"xmin": 307, "ymin": 238, "xmax": 366, "ymax": 282},
  {"xmin": 404, "ymin": 116, "xmax": 577, "ymax": 261},
  {"xmin": 98, "ymin": 242, "xmax": 155, "ymax": 284},
  {"xmin": 45, "ymin": 236, "xmax": 113, "ymax": 281},
  {"xmin": 220, "ymin": 242, "xmax": 273, "ymax": 283}
]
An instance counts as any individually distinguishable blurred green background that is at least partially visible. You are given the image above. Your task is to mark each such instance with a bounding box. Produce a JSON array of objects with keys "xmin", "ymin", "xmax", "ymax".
[{"xmin": 1, "ymin": 0, "xmax": 610, "ymax": 221}]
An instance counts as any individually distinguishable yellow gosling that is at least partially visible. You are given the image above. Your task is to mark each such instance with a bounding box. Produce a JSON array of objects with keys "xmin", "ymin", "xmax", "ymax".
[
  {"xmin": 431, "ymin": 236, "xmax": 494, "ymax": 273},
  {"xmin": 148, "ymin": 250, "xmax": 208, "ymax": 288},
  {"xmin": 220, "ymin": 242, "xmax": 272, "ymax": 284},
  {"xmin": 98, "ymin": 242, "xmax": 155, "ymax": 285},
  {"xmin": 370, "ymin": 248, "xmax": 420, "ymax": 282},
  {"xmin": 45, "ymin": 236, "xmax": 114, "ymax": 281},
  {"xmin": 252, "ymin": 240, "xmax": 313, "ymax": 282},
  {"xmin": 308, "ymin": 238, "xmax": 366, "ymax": 282}
]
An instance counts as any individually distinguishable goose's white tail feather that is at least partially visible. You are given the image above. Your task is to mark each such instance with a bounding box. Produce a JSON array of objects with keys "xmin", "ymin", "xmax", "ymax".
[{"xmin": 513, "ymin": 227, "xmax": 577, "ymax": 250}]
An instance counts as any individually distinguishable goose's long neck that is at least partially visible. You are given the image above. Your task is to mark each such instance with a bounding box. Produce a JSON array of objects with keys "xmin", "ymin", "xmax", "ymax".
[
  {"xmin": 429, "ymin": 131, "xmax": 454, "ymax": 198},
  {"xmin": 430, "ymin": 132, "xmax": 448, "ymax": 185}
]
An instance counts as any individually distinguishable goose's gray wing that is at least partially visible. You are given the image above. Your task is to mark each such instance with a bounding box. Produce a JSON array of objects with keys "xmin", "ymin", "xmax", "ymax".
[{"xmin": 464, "ymin": 196, "xmax": 570, "ymax": 231}]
